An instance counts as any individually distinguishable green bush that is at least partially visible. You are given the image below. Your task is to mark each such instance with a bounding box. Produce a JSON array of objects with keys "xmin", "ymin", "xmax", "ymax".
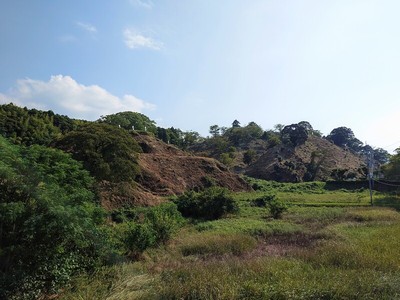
[
  {"xmin": 0, "ymin": 136, "xmax": 110, "ymax": 299},
  {"xmin": 254, "ymin": 194, "xmax": 288, "ymax": 219},
  {"xmin": 175, "ymin": 187, "xmax": 239, "ymax": 220},
  {"xmin": 115, "ymin": 202, "xmax": 184, "ymax": 257},
  {"xmin": 55, "ymin": 123, "xmax": 142, "ymax": 182}
]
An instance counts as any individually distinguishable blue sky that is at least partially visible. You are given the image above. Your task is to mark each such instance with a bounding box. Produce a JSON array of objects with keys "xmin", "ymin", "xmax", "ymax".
[{"xmin": 1, "ymin": 0, "xmax": 400, "ymax": 152}]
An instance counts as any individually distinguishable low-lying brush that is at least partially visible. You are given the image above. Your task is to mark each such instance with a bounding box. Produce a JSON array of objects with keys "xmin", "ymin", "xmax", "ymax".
[
  {"xmin": 59, "ymin": 181, "xmax": 400, "ymax": 300},
  {"xmin": 174, "ymin": 187, "xmax": 239, "ymax": 220},
  {"xmin": 147, "ymin": 257, "xmax": 400, "ymax": 299},
  {"xmin": 179, "ymin": 233, "xmax": 257, "ymax": 257}
]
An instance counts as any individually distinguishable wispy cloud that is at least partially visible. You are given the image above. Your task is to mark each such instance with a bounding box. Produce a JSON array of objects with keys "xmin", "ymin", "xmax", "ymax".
[
  {"xmin": 123, "ymin": 28, "xmax": 163, "ymax": 50},
  {"xmin": 76, "ymin": 21, "xmax": 97, "ymax": 34},
  {"xmin": 0, "ymin": 75, "xmax": 156, "ymax": 120},
  {"xmin": 129, "ymin": 0, "xmax": 154, "ymax": 9}
]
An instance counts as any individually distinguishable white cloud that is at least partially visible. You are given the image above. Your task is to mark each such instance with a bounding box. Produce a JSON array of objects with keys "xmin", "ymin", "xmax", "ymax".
[
  {"xmin": 76, "ymin": 21, "xmax": 97, "ymax": 33},
  {"xmin": 129, "ymin": 0, "xmax": 154, "ymax": 9},
  {"xmin": 123, "ymin": 28, "xmax": 163, "ymax": 50},
  {"xmin": 0, "ymin": 75, "xmax": 156, "ymax": 120}
]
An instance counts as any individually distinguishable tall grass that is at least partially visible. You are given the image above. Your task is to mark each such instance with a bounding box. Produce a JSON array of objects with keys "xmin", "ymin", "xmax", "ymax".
[
  {"xmin": 60, "ymin": 182, "xmax": 400, "ymax": 300},
  {"xmin": 178, "ymin": 232, "xmax": 257, "ymax": 257},
  {"xmin": 146, "ymin": 257, "xmax": 400, "ymax": 299}
]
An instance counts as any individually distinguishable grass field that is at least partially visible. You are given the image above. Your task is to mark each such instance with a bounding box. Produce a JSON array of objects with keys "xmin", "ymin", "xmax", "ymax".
[{"xmin": 62, "ymin": 181, "xmax": 400, "ymax": 299}]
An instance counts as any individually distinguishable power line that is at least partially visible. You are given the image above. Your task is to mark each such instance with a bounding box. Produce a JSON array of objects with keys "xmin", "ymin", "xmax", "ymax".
[{"xmin": 382, "ymin": 139, "xmax": 400, "ymax": 152}]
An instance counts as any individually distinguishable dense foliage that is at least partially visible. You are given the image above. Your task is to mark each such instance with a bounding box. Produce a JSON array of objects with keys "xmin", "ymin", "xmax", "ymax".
[
  {"xmin": 0, "ymin": 103, "xmax": 77, "ymax": 146},
  {"xmin": 281, "ymin": 124, "xmax": 308, "ymax": 147},
  {"xmin": 112, "ymin": 203, "xmax": 184, "ymax": 258},
  {"xmin": 383, "ymin": 148, "xmax": 400, "ymax": 180},
  {"xmin": 253, "ymin": 194, "xmax": 288, "ymax": 219},
  {"xmin": 55, "ymin": 123, "xmax": 142, "ymax": 182},
  {"xmin": 0, "ymin": 136, "xmax": 108, "ymax": 299},
  {"xmin": 175, "ymin": 187, "xmax": 239, "ymax": 220},
  {"xmin": 98, "ymin": 111, "xmax": 157, "ymax": 133}
]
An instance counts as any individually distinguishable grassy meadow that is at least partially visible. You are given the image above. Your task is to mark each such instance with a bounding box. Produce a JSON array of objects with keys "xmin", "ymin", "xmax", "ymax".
[{"xmin": 62, "ymin": 181, "xmax": 400, "ymax": 299}]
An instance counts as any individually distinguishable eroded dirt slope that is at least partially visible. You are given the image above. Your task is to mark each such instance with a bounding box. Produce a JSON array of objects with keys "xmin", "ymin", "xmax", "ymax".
[{"xmin": 135, "ymin": 134, "xmax": 251, "ymax": 196}]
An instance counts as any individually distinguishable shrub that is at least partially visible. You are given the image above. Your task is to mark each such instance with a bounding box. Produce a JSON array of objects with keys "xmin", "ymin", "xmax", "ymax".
[
  {"xmin": 175, "ymin": 187, "xmax": 239, "ymax": 220},
  {"xmin": 0, "ymin": 137, "xmax": 109, "ymax": 299},
  {"xmin": 116, "ymin": 202, "xmax": 184, "ymax": 257},
  {"xmin": 55, "ymin": 123, "xmax": 142, "ymax": 182},
  {"xmin": 254, "ymin": 194, "xmax": 288, "ymax": 219}
]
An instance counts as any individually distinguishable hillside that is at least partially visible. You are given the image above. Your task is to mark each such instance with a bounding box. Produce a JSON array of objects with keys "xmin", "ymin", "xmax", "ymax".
[
  {"xmin": 190, "ymin": 132, "xmax": 367, "ymax": 182},
  {"xmin": 97, "ymin": 134, "xmax": 252, "ymax": 209},
  {"xmin": 245, "ymin": 135, "xmax": 366, "ymax": 182},
  {"xmin": 135, "ymin": 134, "xmax": 251, "ymax": 195}
]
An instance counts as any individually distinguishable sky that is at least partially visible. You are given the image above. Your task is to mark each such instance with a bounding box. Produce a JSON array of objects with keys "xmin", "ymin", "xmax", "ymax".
[{"xmin": 1, "ymin": 0, "xmax": 400, "ymax": 153}]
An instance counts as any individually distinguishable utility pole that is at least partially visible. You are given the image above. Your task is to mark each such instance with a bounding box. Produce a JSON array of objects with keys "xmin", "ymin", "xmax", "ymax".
[{"xmin": 367, "ymin": 151, "xmax": 374, "ymax": 206}]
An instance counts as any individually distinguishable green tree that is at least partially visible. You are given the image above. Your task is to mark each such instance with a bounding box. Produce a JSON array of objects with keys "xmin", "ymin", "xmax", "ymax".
[
  {"xmin": 383, "ymin": 148, "xmax": 400, "ymax": 180},
  {"xmin": 273, "ymin": 124, "xmax": 285, "ymax": 133},
  {"xmin": 243, "ymin": 149, "xmax": 257, "ymax": 164},
  {"xmin": 327, "ymin": 127, "xmax": 363, "ymax": 152},
  {"xmin": 232, "ymin": 119, "xmax": 241, "ymax": 128},
  {"xmin": 0, "ymin": 136, "xmax": 107, "ymax": 299},
  {"xmin": 373, "ymin": 147, "xmax": 390, "ymax": 165},
  {"xmin": 98, "ymin": 111, "xmax": 157, "ymax": 134},
  {"xmin": 0, "ymin": 103, "xmax": 78, "ymax": 146},
  {"xmin": 55, "ymin": 123, "xmax": 142, "ymax": 182},
  {"xmin": 281, "ymin": 124, "xmax": 308, "ymax": 147},
  {"xmin": 209, "ymin": 125, "xmax": 220, "ymax": 137},
  {"xmin": 175, "ymin": 187, "xmax": 238, "ymax": 220}
]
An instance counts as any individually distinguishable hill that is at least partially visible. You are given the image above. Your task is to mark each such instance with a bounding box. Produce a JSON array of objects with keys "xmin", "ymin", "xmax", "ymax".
[
  {"xmin": 98, "ymin": 133, "xmax": 251, "ymax": 209},
  {"xmin": 245, "ymin": 135, "xmax": 366, "ymax": 182},
  {"xmin": 190, "ymin": 123, "xmax": 368, "ymax": 182},
  {"xmin": 136, "ymin": 134, "xmax": 251, "ymax": 193}
]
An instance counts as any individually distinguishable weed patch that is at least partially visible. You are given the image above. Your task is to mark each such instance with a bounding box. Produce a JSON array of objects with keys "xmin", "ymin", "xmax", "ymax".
[{"xmin": 179, "ymin": 233, "xmax": 257, "ymax": 257}]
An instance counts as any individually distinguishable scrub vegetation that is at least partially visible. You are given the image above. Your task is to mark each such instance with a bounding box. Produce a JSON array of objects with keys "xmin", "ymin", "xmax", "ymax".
[
  {"xmin": 61, "ymin": 180, "xmax": 400, "ymax": 300},
  {"xmin": 2, "ymin": 103, "xmax": 400, "ymax": 299}
]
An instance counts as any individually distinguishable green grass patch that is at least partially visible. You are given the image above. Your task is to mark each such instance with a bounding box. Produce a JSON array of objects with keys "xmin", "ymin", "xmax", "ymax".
[
  {"xmin": 178, "ymin": 232, "xmax": 257, "ymax": 257},
  {"xmin": 345, "ymin": 207, "xmax": 400, "ymax": 222},
  {"xmin": 60, "ymin": 186, "xmax": 400, "ymax": 300},
  {"xmin": 195, "ymin": 218, "xmax": 304, "ymax": 237},
  {"xmin": 146, "ymin": 257, "xmax": 400, "ymax": 299},
  {"xmin": 286, "ymin": 206, "xmax": 346, "ymax": 224}
]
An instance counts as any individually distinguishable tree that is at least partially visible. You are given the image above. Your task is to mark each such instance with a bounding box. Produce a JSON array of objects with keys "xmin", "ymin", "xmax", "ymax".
[
  {"xmin": 244, "ymin": 122, "xmax": 263, "ymax": 139},
  {"xmin": 373, "ymin": 148, "xmax": 390, "ymax": 165},
  {"xmin": 232, "ymin": 120, "xmax": 241, "ymax": 128},
  {"xmin": 297, "ymin": 121, "xmax": 313, "ymax": 133},
  {"xmin": 209, "ymin": 125, "xmax": 220, "ymax": 137},
  {"xmin": 383, "ymin": 148, "xmax": 400, "ymax": 180},
  {"xmin": 327, "ymin": 127, "xmax": 356, "ymax": 148},
  {"xmin": 182, "ymin": 131, "xmax": 201, "ymax": 149},
  {"xmin": 55, "ymin": 123, "xmax": 142, "ymax": 182},
  {"xmin": 281, "ymin": 124, "xmax": 308, "ymax": 147},
  {"xmin": 0, "ymin": 136, "xmax": 107, "ymax": 299},
  {"xmin": 0, "ymin": 103, "xmax": 75, "ymax": 146},
  {"xmin": 243, "ymin": 149, "xmax": 257, "ymax": 164},
  {"xmin": 326, "ymin": 126, "xmax": 366, "ymax": 153},
  {"xmin": 261, "ymin": 130, "xmax": 281, "ymax": 147},
  {"xmin": 273, "ymin": 124, "xmax": 285, "ymax": 133},
  {"xmin": 98, "ymin": 111, "xmax": 157, "ymax": 134}
]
